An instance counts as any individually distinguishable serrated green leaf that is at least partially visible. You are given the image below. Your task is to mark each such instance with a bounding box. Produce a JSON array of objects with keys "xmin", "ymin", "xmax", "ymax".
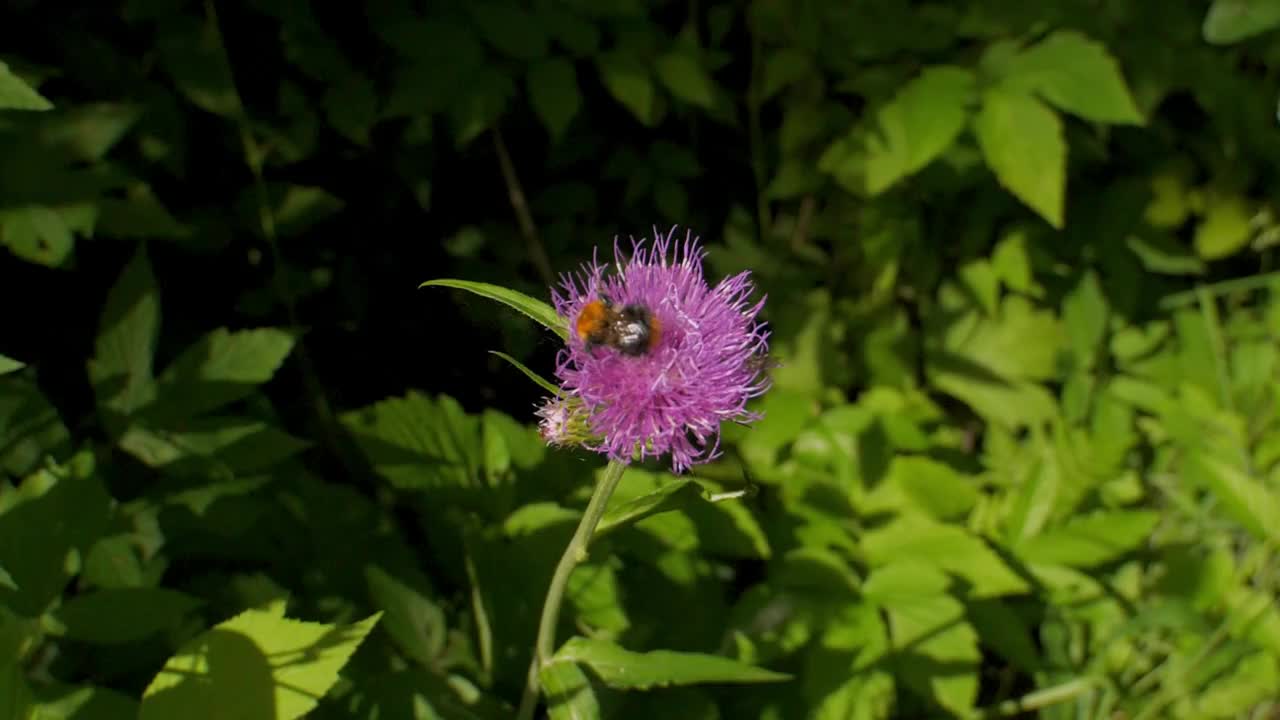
[
  {"xmin": 422, "ymin": 279, "xmax": 567, "ymax": 340},
  {"xmin": 488, "ymin": 351, "xmax": 560, "ymax": 395},
  {"xmin": 1000, "ymin": 31, "xmax": 1143, "ymax": 124},
  {"xmin": 862, "ymin": 516, "xmax": 1029, "ymax": 597},
  {"xmin": 541, "ymin": 660, "xmax": 601, "ymax": 720},
  {"xmin": 151, "ymin": 328, "xmax": 297, "ymax": 422},
  {"xmin": 52, "ymin": 588, "xmax": 201, "ymax": 644},
  {"xmin": 974, "ymin": 87, "xmax": 1066, "ymax": 228},
  {"xmin": 597, "ymin": 51, "xmax": 655, "ymax": 125},
  {"xmin": 866, "ymin": 456, "xmax": 978, "ymax": 520},
  {"xmin": 655, "ymin": 50, "xmax": 716, "ymax": 109},
  {"xmin": 0, "ymin": 566, "xmax": 14, "ymax": 591},
  {"xmin": 1015, "ymin": 510, "xmax": 1159, "ymax": 567},
  {"xmin": 89, "ymin": 245, "xmax": 159, "ymax": 424},
  {"xmin": 863, "ymin": 563, "xmax": 979, "ymax": 715},
  {"xmin": 552, "ymin": 636, "xmax": 789, "ymax": 690},
  {"xmin": 139, "ymin": 605, "xmax": 381, "ymax": 720},
  {"xmin": 528, "ymin": 59, "xmax": 582, "ymax": 140},
  {"xmin": 365, "ymin": 565, "xmax": 446, "ymax": 667},
  {"xmin": 341, "ymin": 391, "xmax": 482, "ymax": 492},
  {"xmin": 864, "ymin": 66, "xmax": 975, "ymax": 194},
  {"xmin": 0, "ymin": 61, "xmax": 51, "ymax": 111},
  {"xmin": 119, "ymin": 417, "xmax": 309, "ymax": 475},
  {"xmin": 1203, "ymin": 0, "xmax": 1280, "ymax": 44}
]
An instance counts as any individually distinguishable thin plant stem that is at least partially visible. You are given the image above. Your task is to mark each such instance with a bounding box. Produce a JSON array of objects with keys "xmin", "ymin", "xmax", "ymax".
[
  {"xmin": 492, "ymin": 127, "xmax": 555, "ymax": 288},
  {"xmin": 515, "ymin": 461, "xmax": 628, "ymax": 720}
]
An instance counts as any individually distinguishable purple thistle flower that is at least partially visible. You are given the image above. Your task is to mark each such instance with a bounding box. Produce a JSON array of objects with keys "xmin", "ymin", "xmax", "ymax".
[{"xmin": 545, "ymin": 226, "xmax": 771, "ymax": 473}]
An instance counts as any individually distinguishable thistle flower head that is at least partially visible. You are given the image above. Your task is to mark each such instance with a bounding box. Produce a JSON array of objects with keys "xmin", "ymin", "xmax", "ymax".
[{"xmin": 546, "ymin": 226, "xmax": 771, "ymax": 472}]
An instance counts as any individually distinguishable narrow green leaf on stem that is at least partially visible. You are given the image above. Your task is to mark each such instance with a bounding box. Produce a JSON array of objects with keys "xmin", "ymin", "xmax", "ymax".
[
  {"xmin": 489, "ymin": 351, "xmax": 560, "ymax": 395},
  {"xmin": 421, "ymin": 279, "xmax": 568, "ymax": 340}
]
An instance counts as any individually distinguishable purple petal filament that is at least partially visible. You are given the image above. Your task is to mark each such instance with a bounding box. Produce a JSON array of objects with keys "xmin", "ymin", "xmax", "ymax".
[{"xmin": 549, "ymin": 226, "xmax": 771, "ymax": 472}]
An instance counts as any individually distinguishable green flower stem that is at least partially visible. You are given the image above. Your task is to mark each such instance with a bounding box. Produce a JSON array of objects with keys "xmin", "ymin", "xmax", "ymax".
[{"xmin": 516, "ymin": 460, "xmax": 628, "ymax": 720}]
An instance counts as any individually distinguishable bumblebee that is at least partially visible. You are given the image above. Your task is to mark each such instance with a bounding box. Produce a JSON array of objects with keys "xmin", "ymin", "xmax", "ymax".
[{"xmin": 575, "ymin": 297, "xmax": 661, "ymax": 357}]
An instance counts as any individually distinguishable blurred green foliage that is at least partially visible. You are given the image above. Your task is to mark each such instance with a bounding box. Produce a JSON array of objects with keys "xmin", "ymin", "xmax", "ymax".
[{"xmin": 3, "ymin": 0, "xmax": 1280, "ymax": 717}]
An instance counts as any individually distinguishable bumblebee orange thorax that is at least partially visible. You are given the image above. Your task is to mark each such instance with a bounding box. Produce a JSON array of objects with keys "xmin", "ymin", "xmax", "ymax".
[{"xmin": 575, "ymin": 300, "xmax": 609, "ymax": 341}]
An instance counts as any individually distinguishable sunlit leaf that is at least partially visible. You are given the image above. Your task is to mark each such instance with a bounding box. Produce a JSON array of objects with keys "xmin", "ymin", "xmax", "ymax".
[
  {"xmin": 139, "ymin": 602, "xmax": 380, "ymax": 720},
  {"xmin": 974, "ymin": 87, "xmax": 1065, "ymax": 229}
]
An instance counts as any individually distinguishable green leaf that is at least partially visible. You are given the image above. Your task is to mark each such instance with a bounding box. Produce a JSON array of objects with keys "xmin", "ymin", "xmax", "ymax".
[
  {"xmin": 488, "ymin": 351, "xmax": 560, "ymax": 395},
  {"xmin": 28, "ymin": 682, "xmax": 139, "ymax": 720},
  {"xmin": 864, "ymin": 66, "xmax": 975, "ymax": 194},
  {"xmin": 82, "ymin": 535, "xmax": 146, "ymax": 589},
  {"xmin": 0, "ymin": 465, "xmax": 111, "ymax": 616},
  {"xmin": 1063, "ymin": 270, "xmax": 1109, "ymax": 367},
  {"xmin": 596, "ymin": 479, "xmax": 702, "ymax": 537},
  {"xmin": 270, "ymin": 185, "xmax": 345, "ymax": 238},
  {"xmin": 468, "ymin": 2, "xmax": 548, "ymax": 61},
  {"xmin": 158, "ymin": 16, "xmax": 243, "ymax": 117},
  {"xmin": 1203, "ymin": 0, "xmax": 1280, "ymax": 44},
  {"xmin": 422, "ymin": 279, "xmax": 567, "ymax": 340},
  {"xmin": 364, "ymin": 566, "xmax": 447, "ymax": 667},
  {"xmin": 866, "ymin": 456, "xmax": 979, "ymax": 520},
  {"xmin": 52, "ymin": 588, "xmax": 201, "ymax": 644},
  {"xmin": 541, "ymin": 660, "xmax": 601, "ymax": 720},
  {"xmin": 552, "ymin": 636, "xmax": 790, "ymax": 690},
  {"xmin": 863, "ymin": 562, "xmax": 979, "ymax": 716},
  {"xmin": 118, "ymin": 417, "xmax": 309, "ymax": 475},
  {"xmin": 862, "ymin": 516, "xmax": 1029, "ymax": 597},
  {"xmin": 89, "ymin": 245, "xmax": 159, "ymax": 423},
  {"xmin": 1194, "ymin": 192, "xmax": 1255, "ymax": 260},
  {"xmin": 974, "ymin": 87, "xmax": 1066, "ymax": 228},
  {"xmin": 1014, "ymin": 510, "xmax": 1159, "ymax": 568},
  {"xmin": 0, "ymin": 206, "xmax": 75, "ymax": 267},
  {"xmin": 528, "ymin": 59, "xmax": 582, "ymax": 140},
  {"xmin": 1126, "ymin": 234, "xmax": 1206, "ymax": 275},
  {"xmin": 139, "ymin": 602, "xmax": 381, "ymax": 720},
  {"xmin": 39, "ymin": 102, "xmax": 142, "ymax": 162},
  {"xmin": 341, "ymin": 391, "xmax": 482, "ymax": 492},
  {"xmin": 151, "ymin": 328, "xmax": 297, "ymax": 421},
  {"xmin": 1187, "ymin": 453, "xmax": 1280, "ymax": 543},
  {"xmin": 597, "ymin": 51, "xmax": 655, "ymax": 125},
  {"xmin": 0, "ymin": 61, "xmax": 52, "ymax": 110},
  {"xmin": 1001, "ymin": 31, "xmax": 1143, "ymax": 124},
  {"xmin": 0, "ymin": 356, "xmax": 22, "ymax": 376},
  {"xmin": 0, "ymin": 376, "xmax": 71, "ymax": 477},
  {"xmin": 655, "ymin": 50, "xmax": 716, "ymax": 109}
]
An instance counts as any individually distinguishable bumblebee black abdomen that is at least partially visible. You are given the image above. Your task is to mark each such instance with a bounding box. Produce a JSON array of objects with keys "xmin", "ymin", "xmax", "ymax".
[{"xmin": 613, "ymin": 304, "xmax": 659, "ymax": 356}]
